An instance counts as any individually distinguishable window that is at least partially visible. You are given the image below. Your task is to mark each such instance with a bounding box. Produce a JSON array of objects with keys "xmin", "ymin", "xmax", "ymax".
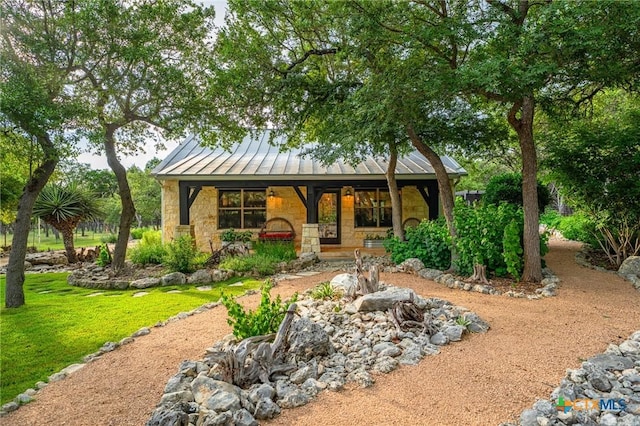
[
  {"xmin": 218, "ymin": 189, "xmax": 266, "ymax": 229},
  {"xmin": 354, "ymin": 189, "xmax": 393, "ymax": 227}
]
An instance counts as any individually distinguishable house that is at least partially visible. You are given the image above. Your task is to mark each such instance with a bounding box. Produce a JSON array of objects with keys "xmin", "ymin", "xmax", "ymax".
[{"xmin": 152, "ymin": 130, "xmax": 466, "ymax": 253}]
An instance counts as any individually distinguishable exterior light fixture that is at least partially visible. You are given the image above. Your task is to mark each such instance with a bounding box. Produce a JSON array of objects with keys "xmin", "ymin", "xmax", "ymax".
[
  {"xmin": 345, "ymin": 188, "xmax": 352, "ymax": 197},
  {"xmin": 269, "ymin": 189, "xmax": 275, "ymax": 198}
]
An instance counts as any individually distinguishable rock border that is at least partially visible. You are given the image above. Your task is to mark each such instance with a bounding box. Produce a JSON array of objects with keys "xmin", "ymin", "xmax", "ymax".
[
  {"xmin": 501, "ymin": 330, "xmax": 640, "ymax": 426},
  {"xmin": 396, "ymin": 258, "xmax": 560, "ymax": 300}
]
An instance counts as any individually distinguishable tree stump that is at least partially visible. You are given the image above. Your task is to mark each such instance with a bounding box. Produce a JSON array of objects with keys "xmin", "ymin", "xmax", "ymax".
[
  {"xmin": 354, "ymin": 248, "xmax": 379, "ymax": 295},
  {"xmin": 469, "ymin": 264, "xmax": 489, "ymax": 284}
]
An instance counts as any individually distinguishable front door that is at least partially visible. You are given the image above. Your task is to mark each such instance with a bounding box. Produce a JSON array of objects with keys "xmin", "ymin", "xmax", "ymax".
[{"xmin": 318, "ymin": 191, "xmax": 340, "ymax": 245}]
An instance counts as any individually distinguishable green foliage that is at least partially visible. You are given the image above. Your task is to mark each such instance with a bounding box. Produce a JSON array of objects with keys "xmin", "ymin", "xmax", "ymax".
[
  {"xmin": 101, "ymin": 233, "xmax": 118, "ymax": 244},
  {"xmin": 503, "ymin": 219, "xmax": 524, "ymax": 282},
  {"xmin": 221, "ymin": 281, "xmax": 298, "ymax": 340},
  {"xmin": 311, "ymin": 281, "xmax": 341, "ymax": 301},
  {"xmin": 96, "ymin": 245, "xmax": 111, "ymax": 267},
  {"xmin": 0, "ymin": 272, "xmax": 260, "ymax": 405},
  {"xmin": 483, "ymin": 173, "xmax": 550, "ymax": 211},
  {"xmin": 454, "ymin": 199, "xmax": 523, "ymax": 277},
  {"xmin": 130, "ymin": 227, "xmax": 152, "ymax": 240},
  {"xmin": 384, "ymin": 219, "xmax": 451, "ymax": 270},
  {"xmin": 253, "ymin": 241, "xmax": 297, "ymax": 262},
  {"xmin": 220, "ymin": 228, "xmax": 253, "ymax": 243},
  {"xmin": 220, "ymin": 241, "xmax": 297, "ymax": 276},
  {"xmin": 129, "ymin": 231, "xmax": 165, "ymax": 266},
  {"xmin": 455, "ymin": 316, "xmax": 472, "ymax": 331},
  {"xmin": 539, "ymin": 208, "xmax": 562, "ymax": 229},
  {"xmin": 33, "ymin": 184, "xmax": 103, "ymax": 228},
  {"xmin": 163, "ymin": 235, "xmax": 205, "ymax": 273},
  {"xmin": 557, "ymin": 213, "xmax": 598, "ymax": 246}
]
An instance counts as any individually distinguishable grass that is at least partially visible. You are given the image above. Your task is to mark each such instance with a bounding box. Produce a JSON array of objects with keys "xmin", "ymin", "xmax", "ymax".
[
  {"xmin": 2, "ymin": 230, "xmax": 115, "ymax": 252},
  {"xmin": 0, "ymin": 272, "xmax": 262, "ymax": 405}
]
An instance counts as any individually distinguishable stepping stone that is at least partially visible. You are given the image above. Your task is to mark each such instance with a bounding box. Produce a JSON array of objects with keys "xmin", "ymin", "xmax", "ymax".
[
  {"xmin": 196, "ymin": 286, "xmax": 212, "ymax": 291},
  {"xmin": 166, "ymin": 290, "xmax": 182, "ymax": 294},
  {"xmin": 228, "ymin": 282, "xmax": 244, "ymax": 287},
  {"xmin": 280, "ymin": 274, "xmax": 302, "ymax": 280},
  {"xmin": 86, "ymin": 292, "xmax": 104, "ymax": 297},
  {"xmin": 133, "ymin": 292, "xmax": 149, "ymax": 297},
  {"xmin": 297, "ymin": 271, "xmax": 321, "ymax": 277}
]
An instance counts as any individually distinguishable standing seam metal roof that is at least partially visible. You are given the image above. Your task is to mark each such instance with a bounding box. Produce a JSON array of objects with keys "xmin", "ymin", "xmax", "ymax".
[{"xmin": 152, "ymin": 131, "xmax": 466, "ymax": 180}]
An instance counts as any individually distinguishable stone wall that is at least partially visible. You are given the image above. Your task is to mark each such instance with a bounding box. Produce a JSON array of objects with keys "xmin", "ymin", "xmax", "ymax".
[{"xmin": 160, "ymin": 179, "xmax": 442, "ymax": 252}]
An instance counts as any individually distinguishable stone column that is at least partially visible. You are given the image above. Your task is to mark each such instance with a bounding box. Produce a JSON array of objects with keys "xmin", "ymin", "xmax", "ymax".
[
  {"xmin": 174, "ymin": 225, "xmax": 195, "ymax": 241},
  {"xmin": 300, "ymin": 223, "xmax": 320, "ymax": 254}
]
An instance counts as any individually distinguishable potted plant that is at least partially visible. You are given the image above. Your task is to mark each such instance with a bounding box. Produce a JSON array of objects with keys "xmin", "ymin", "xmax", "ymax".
[{"xmin": 363, "ymin": 233, "xmax": 386, "ymax": 248}]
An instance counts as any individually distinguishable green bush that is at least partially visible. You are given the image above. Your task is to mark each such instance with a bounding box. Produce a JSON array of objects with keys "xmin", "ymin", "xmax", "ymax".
[
  {"xmin": 539, "ymin": 208, "xmax": 563, "ymax": 229},
  {"xmin": 101, "ymin": 233, "xmax": 118, "ymax": 244},
  {"xmin": 557, "ymin": 213, "xmax": 598, "ymax": 246},
  {"xmin": 311, "ymin": 281, "xmax": 341, "ymax": 300},
  {"xmin": 163, "ymin": 235, "xmax": 205, "ymax": 273},
  {"xmin": 454, "ymin": 200, "xmax": 523, "ymax": 276},
  {"xmin": 221, "ymin": 281, "xmax": 298, "ymax": 340},
  {"xmin": 129, "ymin": 230, "xmax": 166, "ymax": 265},
  {"xmin": 254, "ymin": 240, "xmax": 297, "ymax": 262},
  {"xmin": 220, "ymin": 228, "xmax": 253, "ymax": 243},
  {"xmin": 96, "ymin": 244, "xmax": 111, "ymax": 267},
  {"xmin": 130, "ymin": 227, "xmax": 152, "ymax": 240},
  {"xmin": 503, "ymin": 219, "xmax": 523, "ymax": 281},
  {"xmin": 219, "ymin": 255, "xmax": 279, "ymax": 276},
  {"xmin": 483, "ymin": 172, "xmax": 550, "ymax": 211},
  {"xmin": 384, "ymin": 218, "xmax": 451, "ymax": 270}
]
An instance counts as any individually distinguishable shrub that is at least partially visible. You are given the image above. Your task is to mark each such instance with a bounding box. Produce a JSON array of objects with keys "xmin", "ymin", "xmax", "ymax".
[
  {"xmin": 539, "ymin": 208, "xmax": 562, "ymax": 229},
  {"xmin": 221, "ymin": 281, "xmax": 298, "ymax": 340},
  {"xmin": 163, "ymin": 235, "xmax": 205, "ymax": 273},
  {"xmin": 253, "ymin": 241, "xmax": 297, "ymax": 262},
  {"xmin": 129, "ymin": 230, "xmax": 165, "ymax": 265},
  {"xmin": 384, "ymin": 218, "xmax": 451, "ymax": 270},
  {"xmin": 220, "ymin": 228, "xmax": 253, "ymax": 243},
  {"xmin": 454, "ymin": 200, "xmax": 523, "ymax": 277},
  {"xmin": 311, "ymin": 281, "xmax": 341, "ymax": 300},
  {"xmin": 219, "ymin": 255, "xmax": 278, "ymax": 276},
  {"xmin": 130, "ymin": 227, "xmax": 151, "ymax": 240},
  {"xmin": 503, "ymin": 219, "xmax": 523, "ymax": 281},
  {"xmin": 96, "ymin": 244, "xmax": 111, "ymax": 267},
  {"xmin": 101, "ymin": 233, "xmax": 118, "ymax": 244},
  {"xmin": 557, "ymin": 213, "xmax": 598, "ymax": 246},
  {"xmin": 484, "ymin": 172, "xmax": 550, "ymax": 211}
]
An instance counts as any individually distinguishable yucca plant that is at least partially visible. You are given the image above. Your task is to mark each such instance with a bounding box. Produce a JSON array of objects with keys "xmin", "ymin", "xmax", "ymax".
[{"xmin": 33, "ymin": 184, "xmax": 103, "ymax": 263}]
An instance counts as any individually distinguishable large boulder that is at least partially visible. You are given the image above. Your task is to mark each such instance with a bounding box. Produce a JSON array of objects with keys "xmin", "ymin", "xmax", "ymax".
[
  {"xmin": 287, "ymin": 317, "xmax": 331, "ymax": 361},
  {"xmin": 353, "ymin": 287, "xmax": 417, "ymax": 312},
  {"xmin": 330, "ymin": 273, "xmax": 357, "ymax": 295},
  {"xmin": 187, "ymin": 269, "xmax": 212, "ymax": 284},
  {"xmin": 619, "ymin": 256, "xmax": 640, "ymax": 277},
  {"xmin": 130, "ymin": 277, "xmax": 161, "ymax": 289},
  {"xmin": 26, "ymin": 252, "xmax": 69, "ymax": 265},
  {"xmin": 161, "ymin": 272, "xmax": 187, "ymax": 286}
]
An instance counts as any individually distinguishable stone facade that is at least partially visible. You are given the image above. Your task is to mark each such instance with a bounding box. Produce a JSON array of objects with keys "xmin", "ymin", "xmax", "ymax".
[{"xmin": 160, "ymin": 180, "xmax": 444, "ymax": 252}]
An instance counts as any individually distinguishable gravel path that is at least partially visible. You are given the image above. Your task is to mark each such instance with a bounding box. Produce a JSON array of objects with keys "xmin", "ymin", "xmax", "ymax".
[{"xmin": 2, "ymin": 239, "xmax": 639, "ymax": 426}]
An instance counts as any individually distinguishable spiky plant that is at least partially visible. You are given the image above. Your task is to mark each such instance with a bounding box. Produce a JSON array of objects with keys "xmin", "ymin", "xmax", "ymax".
[{"xmin": 33, "ymin": 185, "xmax": 103, "ymax": 263}]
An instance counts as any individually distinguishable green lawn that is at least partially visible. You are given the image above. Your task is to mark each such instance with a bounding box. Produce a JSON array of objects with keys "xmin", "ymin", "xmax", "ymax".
[
  {"xmin": 0, "ymin": 272, "xmax": 262, "ymax": 405},
  {"xmin": 2, "ymin": 230, "xmax": 115, "ymax": 252}
]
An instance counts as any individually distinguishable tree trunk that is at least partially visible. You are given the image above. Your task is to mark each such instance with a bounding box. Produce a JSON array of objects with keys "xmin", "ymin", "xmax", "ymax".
[
  {"xmin": 58, "ymin": 223, "xmax": 78, "ymax": 263},
  {"xmin": 5, "ymin": 134, "xmax": 58, "ymax": 308},
  {"xmin": 385, "ymin": 142, "xmax": 404, "ymax": 240},
  {"xmin": 406, "ymin": 124, "xmax": 456, "ymax": 238},
  {"xmin": 507, "ymin": 96, "xmax": 542, "ymax": 283},
  {"xmin": 104, "ymin": 128, "xmax": 135, "ymax": 274}
]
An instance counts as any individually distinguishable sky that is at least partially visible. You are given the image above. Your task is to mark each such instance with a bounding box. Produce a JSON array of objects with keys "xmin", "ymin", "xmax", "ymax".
[{"xmin": 77, "ymin": 0, "xmax": 228, "ymax": 170}]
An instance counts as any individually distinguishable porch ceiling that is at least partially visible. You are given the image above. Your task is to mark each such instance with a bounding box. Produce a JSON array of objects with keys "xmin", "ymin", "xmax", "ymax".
[{"xmin": 152, "ymin": 130, "xmax": 466, "ymax": 180}]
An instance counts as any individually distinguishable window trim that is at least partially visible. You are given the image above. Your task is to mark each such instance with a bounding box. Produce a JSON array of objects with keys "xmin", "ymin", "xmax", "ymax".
[{"xmin": 218, "ymin": 189, "xmax": 266, "ymax": 229}]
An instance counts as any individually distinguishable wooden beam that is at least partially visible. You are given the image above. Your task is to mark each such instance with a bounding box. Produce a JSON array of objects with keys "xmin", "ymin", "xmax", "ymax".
[
  {"xmin": 179, "ymin": 183, "xmax": 190, "ymax": 225},
  {"xmin": 293, "ymin": 186, "xmax": 307, "ymax": 208},
  {"xmin": 187, "ymin": 185, "xmax": 202, "ymax": 209}
]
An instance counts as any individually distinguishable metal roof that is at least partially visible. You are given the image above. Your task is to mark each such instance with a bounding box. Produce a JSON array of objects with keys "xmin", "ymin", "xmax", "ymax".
[{"xmin": 152, "ymin": 130, "xmax": 466, "ymax": 181}]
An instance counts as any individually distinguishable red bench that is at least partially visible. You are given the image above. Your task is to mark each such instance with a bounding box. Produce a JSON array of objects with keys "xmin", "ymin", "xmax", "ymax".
[{"xmin": 258, "ymin": 217, "xmax": 296, "ymax": 242}]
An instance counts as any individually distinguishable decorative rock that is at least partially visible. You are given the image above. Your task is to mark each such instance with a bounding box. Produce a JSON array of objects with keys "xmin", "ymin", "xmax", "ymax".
[
  {"xmin": 187, "ymin": 269, "xmax": 212, "ymax": 284},
  {"xmin": 519, "ymin": 409, "xmax": 540, "ymax": 426},
  {"xmin": 287, "ymin": 317, "xmax": 331, "ymax": 361},
  {"xmin": 161, "ymin": 272, "xmax": 187, "ymax": 286},
  {"xmin": 353, "ymin": 287, "xmax": 417, "ymax": 312},
  {"xmin": 430, "ymin": 332, "xmax": 449, "ymax": 346},
  {"xmin": 330, "ymin": 273, "xmax": 358, "ymax": 295},
  {"xmin": 586, "ymin": 354, "xmax": 634, "ymax": 371},
  {"xmin": 417, "ymin": 268, "xmax": 444, "ymax": 280},
  {"xmin": 100, "ymin": 342, "xmax": 118, "ymax": 353},
  {"xmin": 1, "ymin": 402, "xmax": 19, "ymax": 413},
  {"xmin": 619, "ymin": 256, "xmax": 640, "ymax": 277},
  {"xmin": 442, "ymin": 325, "xmax": 465, "ymax": 342},
  {"xmin": 399, "ymin": 258, "xmax": 425, "ymax": 273},
  {"xmin": 276, "ymin": 389, "xmax": 310, "ymax": 409},
  {"xmin": 160, "ymin": 391, "xmax": 194, "ymax": 406},
  {"xmin": 248, "ymin": 384, "xmax": 275, "ymax": 403},
  {"xmin": 232, "ymin": 408, "xmax": 258, "ymax": 426},
  {"xmin": 130, "ymin": 277, "xmax": 161, "ymax": 289},
  {"xmin": 133, "ymin": 327, "xmax": 151, "ymax": 337},
  {"xmin": 619, "ymin": 340, "xmax": 640, "ymax": 356},
  {"xmin": 253, "ymin": 398, "xmax": 280, "ymax": 420}
]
